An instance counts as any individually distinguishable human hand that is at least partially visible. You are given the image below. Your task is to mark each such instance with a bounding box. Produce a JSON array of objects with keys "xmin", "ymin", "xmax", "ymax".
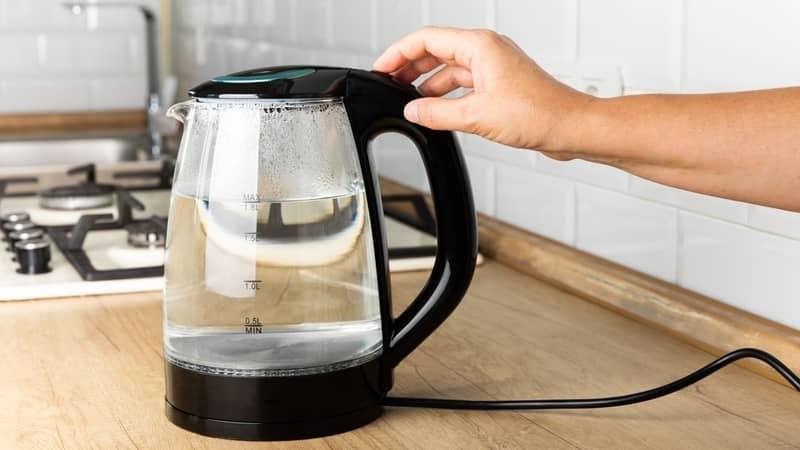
[{"xmin": 373, "ymin": 27, "xmax": 592, "ymax": 154}]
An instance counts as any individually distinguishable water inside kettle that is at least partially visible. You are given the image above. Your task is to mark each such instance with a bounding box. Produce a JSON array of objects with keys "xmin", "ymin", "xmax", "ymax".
[{"xmin": 163, "ymin": 189, "xmax": 382, "ymax": 376}]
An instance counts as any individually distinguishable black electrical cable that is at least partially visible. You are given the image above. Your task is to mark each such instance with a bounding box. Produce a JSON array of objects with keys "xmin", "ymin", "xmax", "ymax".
[{"xmin": 383, "ymin": 348, "xmax": 800, "ymax": 410}]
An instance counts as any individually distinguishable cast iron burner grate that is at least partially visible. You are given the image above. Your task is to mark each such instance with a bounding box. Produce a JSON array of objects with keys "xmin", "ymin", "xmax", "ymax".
[
  {"xmin": 46, "ymin": 188, "xmax": 165, "ymax": 281},
  {"xmin": 39, "ymin": 164, "xmax": 115, "ymax": 210},
  {"xmin": 39, "ymin": 191, "xmax": 435, "ymax": 281},
  {"xmin": 382, "ymin": 194, "xmax": 437, "ymax": 260}
]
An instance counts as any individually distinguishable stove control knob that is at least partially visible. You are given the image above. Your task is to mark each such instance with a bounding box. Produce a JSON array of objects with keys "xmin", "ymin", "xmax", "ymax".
[
  {"xmin": 7, "ymin": 228, "xmax": 44, "ymax": 252},
  {"xmin": 3, "ymin": 220, "xmax": 36, "ymax": 237},
  {"xmin": 14, "ymin": 239, "xmax": 51, "ymax": 275},
  {"xmin": 0, "ymin": 211, "xmax": 30, "ymax": 224}
]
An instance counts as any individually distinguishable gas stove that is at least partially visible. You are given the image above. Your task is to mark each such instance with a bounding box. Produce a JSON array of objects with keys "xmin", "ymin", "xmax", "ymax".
[
  {"xmin": 0, "ymin": 163, "xmax": 172, "ymax": 301},
  {"xmin": 0, "ymin": 163, "xmax": 453, "ymax": 302}
]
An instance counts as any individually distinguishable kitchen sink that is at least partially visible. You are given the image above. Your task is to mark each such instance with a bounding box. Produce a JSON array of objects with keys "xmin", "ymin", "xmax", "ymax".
[
  {"xmin": 0, "ymin": 135, "xmax": 151, "ymax": 167},
  {"xmin": 0, "ymin": 132, "xmax": 174, "ymax": 195}
]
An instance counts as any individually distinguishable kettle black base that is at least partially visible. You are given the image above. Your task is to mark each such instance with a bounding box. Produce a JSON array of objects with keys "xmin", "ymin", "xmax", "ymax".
[
  {"xmin": 164, "ymin": 358, "xmax": 386, "ymax": 441},
  {"xmin": 165, "ymin": 402, "xmax": 382, "ymax": 441}
]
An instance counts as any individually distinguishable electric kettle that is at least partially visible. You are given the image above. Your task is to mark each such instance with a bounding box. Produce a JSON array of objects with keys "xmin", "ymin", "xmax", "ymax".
[{"xmin": 163, "ymin": 66, "xmax": 477, "ymax": 440}]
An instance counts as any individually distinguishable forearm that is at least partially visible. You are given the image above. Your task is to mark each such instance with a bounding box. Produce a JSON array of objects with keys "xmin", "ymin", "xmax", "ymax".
[{"xmin": 567, "ymin": 88, "xmax": 800, "ymax": 211}]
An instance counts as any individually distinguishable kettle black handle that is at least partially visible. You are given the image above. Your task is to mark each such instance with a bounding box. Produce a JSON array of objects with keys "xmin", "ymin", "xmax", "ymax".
[{"xmin": 344, "ymin": 70, "xmax": 478, "ymax": 368}]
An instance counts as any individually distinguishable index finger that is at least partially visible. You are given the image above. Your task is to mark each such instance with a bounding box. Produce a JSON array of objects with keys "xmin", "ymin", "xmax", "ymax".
[{"xmin": 373, "ymin": 26, "xmax": 476, "ymax": 73}]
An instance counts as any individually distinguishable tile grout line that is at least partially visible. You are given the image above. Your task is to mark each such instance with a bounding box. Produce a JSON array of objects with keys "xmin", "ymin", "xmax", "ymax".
[
  {"xmin": 624, "ymin": 188, "xmax": 799, "ymax": 241},
  {"xmin": 569, "ymin": 181, "xmax": 578, "ymax": 246},
  {"xmin": 574, "ymin": 0, "xmax": 581, "ymax": 62},
  {"xmin": 370, "ymin": 0, "xmax": 379, "ymax": 54},
  {"xmin": 678, "ymin": 0, "xmax": 688, "ymax": 91},
  {"xmin": 325, "ymin": 0, "xmax": 334, "ymax": 49},
  {"xmin": 485, "ymin": 0, "xmax": 496, "ymax": 30}
]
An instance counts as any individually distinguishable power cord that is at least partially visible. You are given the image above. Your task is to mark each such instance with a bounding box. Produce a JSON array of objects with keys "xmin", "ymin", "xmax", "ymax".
[{"xmin": 384, "ymin": 348, "xmax": 800, "ymax": 410}]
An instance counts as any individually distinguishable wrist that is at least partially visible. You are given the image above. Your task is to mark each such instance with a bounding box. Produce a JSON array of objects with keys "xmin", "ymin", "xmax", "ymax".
[{"xmin": 544, "ymin": 92, "xmax": 605, "ymax": 154}]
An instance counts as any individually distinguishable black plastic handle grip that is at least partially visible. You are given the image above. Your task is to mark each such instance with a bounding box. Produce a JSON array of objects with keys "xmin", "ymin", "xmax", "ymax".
[{"xmin": 343, "ymin": 70, "xmax": 478, "ymax": 368}]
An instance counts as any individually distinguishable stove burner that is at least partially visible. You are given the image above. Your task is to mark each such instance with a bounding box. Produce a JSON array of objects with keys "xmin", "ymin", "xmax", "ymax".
[
  {"xmin": 39, "ymin": 164, "xmax": 114, "ymax": 210},
  {"xmin": 46, "ymin": 212, "xmax": 166, "ymax": 281},
  {"xmin": 126, "ymin": 219, "xmax": 166, "ymax": 248},
  {"xmin": 40, "ymin": 184, "xmax": 114, "ymax": 210}
]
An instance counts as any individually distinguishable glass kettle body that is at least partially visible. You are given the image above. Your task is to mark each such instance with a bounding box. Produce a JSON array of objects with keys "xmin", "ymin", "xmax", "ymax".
[
  {"xmin": 163, "ymin": 66, "xmax": 477, "ymax": 441},
  {"xmin": 165, "ymin": 98, "xmax": 382, "ymax": 376}
]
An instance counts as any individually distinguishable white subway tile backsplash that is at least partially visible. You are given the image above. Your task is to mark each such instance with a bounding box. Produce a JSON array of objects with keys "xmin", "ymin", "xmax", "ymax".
[
  {"xmin": 575, "ymin": 64, "xmax": 624, "ymax": 98},
  {"xmin": 229, "ymin": 0, "xmax": 251, "ymax": 29},
  {"xmin": 310, "ymin": 50, "xmax": 358, "ymax": 68},
  {"xmin": 371, "ymin": 132, "xmax": 429, "ymax": 192},
  {"xmin": 127, "ymin": 32, "xmax": 145, "ymax": 71},
  {"xmin": 47, "ymin": 9, "xmax": 145, "ymax": 32},
  {"xmin": 253, "ymin": 0, "xmax": 296, "ymax": 45},
  {"xmin": 85, "ymin": 5, "xmax": 156, "ymax": 31},
  {"xmin": 175, "ymin": 0, "xmax": 210, "ymax": 29},
  {"xmin": 0, "ymin": 79, "xmax": 90, "ymax": 113},
  {"xmin": 208, "ymin": 0, "xmax": 238, "ymax": 28},
  {"xmin": 576, "ymin": 185, "xmax": 677, "ymax": 282},
  {"xmin": 0, "ymin": 34, "xmax": 41, "ymax": 75},
  {"xmin": 579, "ymin": 0, "xmax": 682, "ymax": 91},
  {"xmin": 748, "ymin": 205, "xmax": 800, "ymax": 240},
  {"xmin": 0, "ymin": 2, "xmax": 156, "ymax": 112},
  {"xmin": 89, "ymin": 77, "xmax": 145, "ymax": 110},
  {"xmin": 354, "ymin": 53, "xmax": 380, "ymax": 71},
  {"xmin": 0, "ymin": 0, "xmax": 92, "ymax": 31},
  {"xmin": 224, "ymin": 38, "xmax": 253, "ymax": 73},
  {"xmin": 293, "ymin": 0, "xmax": 332, "ymax": 48},
  {"xmin": 376, "ymin": 0, "xmax": 425, "ymax": 49},
  {"xmin": 280, "ymin": 47, "xmax": 316, "ymax": 66},
  {"xmin": 496, "ymin": 164, "xmax": 575, "ymax": 244},
  {"xmin": 429, "ymin": 0, "xmax": 490, "ymax": 29},
  {"xmin": 458, "ymin": 133, "xmax": 536, "ymax": 168},
  {"xmin": 0, "ymin": 0, "xmax": 40, "ymax": 28},
  {"xmin": 246, "ymin": 42, "xmax": 282, "ymax": 68},
  {"xmin": 231, "ymin": 25, "xmax": 262, "ymax": 44},
  {"xmin": 180, "ymin": 36, "xmax": 231, "ymax": 82},
  {"xmin": 543, "ymin": 61, "xmax": 625, "ymax": 98},
  {"xmin": 42, "ymin": 32, "xmax": 78, "ymax": 73},
  {"xmin": 331, "ymin": 0, "xmax": 376, "ymax": 52},
  {"xmin": 629, "ymin": 176, "xmax": 749, "ymax": 224},
  {"xmin": 536, "ymin": 155, "xmax": 629, "ymax": 192},
  {"xmin": 685, "ymin": 0, "xmax": 800, "ymax": 92},
  {"xmin": 52, "ymin": 32, "xmax": 141, "ymax": 76},
  {"xmin": 193, "ymin": 27, "xmax": 209, "ymax": 67},
  {"xmin": 173, "ymin": 31, "xmax": 197, "ymax": 80},
  {"xmin": 679, "ymin": 212, "xmax": 800, "ymax": 329},
  {"xmin": 464, "ymin": 155, "xmax": 496, "ymax": 216},
  {"xmin": 209, "ymin": 38, "xmax": 236, "ymax": 76},
  {"xmin": 496, "ymin": 0, "xmax": 577, "ymax": 61}
]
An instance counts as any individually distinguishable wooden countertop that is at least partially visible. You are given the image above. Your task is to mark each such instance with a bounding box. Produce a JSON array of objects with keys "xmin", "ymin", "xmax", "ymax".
[{"xmin": 2, "ymin": 261, "xmax": 798, "ymax": 449}]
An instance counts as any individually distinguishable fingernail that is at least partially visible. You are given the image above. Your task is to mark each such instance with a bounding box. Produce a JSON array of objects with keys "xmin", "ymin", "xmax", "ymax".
[{"xmin": 404, "ymin": 102, "xmax": 419, "ymax": 123}]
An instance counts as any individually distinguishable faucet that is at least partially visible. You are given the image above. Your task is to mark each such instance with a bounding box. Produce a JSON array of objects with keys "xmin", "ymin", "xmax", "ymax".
[{"xmin": 63, "ymin": 2, "xmax": 164, "ymax": 159}]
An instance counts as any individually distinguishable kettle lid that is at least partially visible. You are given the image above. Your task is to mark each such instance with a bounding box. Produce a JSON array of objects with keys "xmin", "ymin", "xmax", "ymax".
[{"xmin": 189, "ymin": 66, "xmax": 350, "ymax": 99}]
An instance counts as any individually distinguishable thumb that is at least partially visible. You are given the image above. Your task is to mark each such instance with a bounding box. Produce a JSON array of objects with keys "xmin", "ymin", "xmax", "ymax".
[{"xmin": 404, "ymin": 96, "xmax": 476, "ymax": 132}]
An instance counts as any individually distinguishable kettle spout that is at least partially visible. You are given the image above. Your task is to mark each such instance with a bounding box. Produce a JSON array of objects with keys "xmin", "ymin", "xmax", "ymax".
[{"xmin": 166, "ymin": 100, "xmax": 193, "ymax": 124}]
